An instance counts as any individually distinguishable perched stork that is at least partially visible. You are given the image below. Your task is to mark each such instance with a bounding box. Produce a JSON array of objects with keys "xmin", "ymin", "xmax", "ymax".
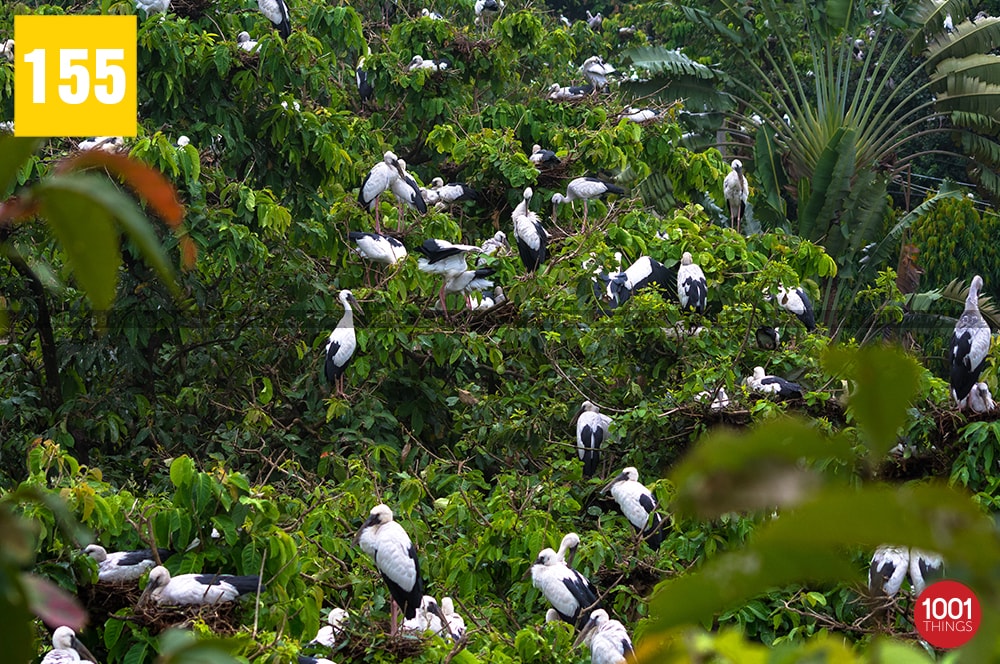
[
  {"xmin": 571, "ymin": 401, "xmax": 612, "ymax": 478},
  {"xmin": 595, "ymin": 255, "xmax": 673, "ymax": 311},
  {"xmin": 138, "ymin": 566, "xmax": 262, "ymax": 606},
  {"xmin": 755, "ymin": 326, "xmax": 780, "ymax": 350},
  {"xmin": 324, "ymin": 290, "xmax": 362, "ymax": 398},
  {"xmin": 745, "ymin": 367, "xmax": 803, "ymax": 399},
  {"xmin": 136, "ymin": 0, "xmax": 170, "ymax": 13},
  {"xmin": 349, "ymin": 232, "xmax": 408, "ymax": 266},
  {"xmin": 79, "ymin": 136, "xmax": 124, "ymax": 152},
  {"xmin": 621, "ymin": 107, "xmax": 659, "ymax": 123},
  {"xmin": 354, "ymin": 504, "xmax": 425, "ymax": 634},
  {"xmin": 401, "ymin": 594, "xmax": 446, "ymax": 635},
  {"xmin": 441, "ymin": 597, "xmax": 466, "ymax": 639},
  {"xmin": 237, "ymin": 31, "xmax": 259, "ymax": 52},
  {"xmin": 407, "ymin": 55, "xmax": 449, "ymax": 72},
  {"xmin": 551, "ymin": 177, "xmax": 624, "ymax": 225},
  {"xmin": 388, "ymin": 159, "xmax": 427, "ymax": 229},
  {"xmin": 415, "ymin": 239, "xmax": 480, "ymax": 315},
  {"xmin": 357, "ymin": 55, "xmax": 373, "ymax": 103},
  {"xmin": 950, "ymin": 275, "xmax": 990, "ymax": 406},
  {"xmin": 556, "ymin": 532, "xmax": 581, "ymax": 568},
  {"xmin": 1, "ymin": 39, "xmax": 14, "ymax": 63},
  {"xmin": 298, "ymin": 657, "xmax": 335, "ymax": 664},
  {"xmin": 580, "ymin": 56, "xmax": 616, "ymax": 90},
  {"xmin": 943, "ymin": 13, "xmax": 955, "ymax": 33},
  {"xmin": 967, "ymin": 382, "xmax": 996, "ymax": 414},
  {"xmin": 478, "ymin": 231, "xmax": 509, "ymax": 261},
  {"xmin": 513, "ymin": 187, "xmax": 547, "ymax": 272},
  {"xmin": 41, "ymin": 627, "xmax": 98, "ymax": 664},
  {"xmin": 696, "ymin": 387, "xmax": 730, "ymax": 410},
  {"xmin": 868, "ymin": 545, "xmax": 910, "ymax": 599},
  {"xmin": 421, "ymin": 177, "xmax": 477, "ymax": 207},
  {"xmin": 420, "ymin": 8, "xmax": 445, "ymax": 19},
  {"xmin": 530, "ymin": 548, "xmax": 600, "ymax": 628},
  {"xmin": 677, "ymin": 251, "xmax": 707, "ymax": 314},
  {"xmin": 444, "ymin": 267, "xmax": 496, "ymax": 310},
  {"xmin": 723, "ymin": 159, "xmax": 749, "ymax": 231},
  {"xmin": 574, "ymin": 609, "xmax": 635, "ymax": 664},
  {"xmin": 776, "ymin": 285, "xmax": 817, "ymax": 331},
  {"xmin": 530, "ymin": 144, "xmax": 560, "ymax": 166},
  {"xmin": 84, "ymin": 544, "xmax": 171, "ymax": 583},
  {"xmin": 257, "ymin": 0, "xmax": 292, "ymax": 39},
  {"xmin": 474, "ymin": 0, "xmax": 503, "ymax": 27},
  {"xmin": 358, "ymin": 151, "xmax": 402, "ymax": 233},
  {"xmin": 473, "ymin": 286, "xmax": 506, "ymax": 310},
  {"xmin": 909, "ymin": 549, "xmax": 944, "ymax": 595},
  {"xmin": 602, "ymin": 467, "xmax": 665, "ymax": 550},
  {"xmin": 548, "ymin": 83, "xmax": 594, "ymax": 101},
  {"xmin": 585, "ymin": 10, "xmax": 603, "ymax": 30},
  {"xmin": 310, "ymin": 607, "xmax": 348, "ymax": 647}
]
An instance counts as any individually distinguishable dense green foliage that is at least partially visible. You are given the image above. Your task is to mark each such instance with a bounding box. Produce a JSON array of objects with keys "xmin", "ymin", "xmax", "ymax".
[{"xmin": 2, "ymin": 0, "xmax": 1000, "ymax": 663}]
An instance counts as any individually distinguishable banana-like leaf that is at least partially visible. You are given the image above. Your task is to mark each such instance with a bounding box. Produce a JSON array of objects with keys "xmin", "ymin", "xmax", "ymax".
[
  {"xmin": 752, "ymin": 125, "xmax": 787, "ymax": 221},
  {"xmin": 622, "ymin": 46, "xmax": 723, "ymax": 81},
  {"xmin": 798, "ymin": 127, "xmax": 849, "ymax": 242},
  {"xmin": 925, "ymin": 16, "xmax": 1000, "ymax": 66},
  {"xmin": 959, "ymin": 131, "xmax": 1000, "ymax": 164},
  {"xmin": 950, "ymin": 109, "xmax": 1000, "ymax": 133},
  {"xmin": 969, "ymin": 163, "xmax": 1000, "ymax": 202},
  {"xmin": 935, "ymin": 80, "xmax": 1000, "ymax": 119},
  {"xmin": 932, "ymin": 54, "xmax": 1000, "ymax": 88},
  {"xmin": 677, "ymin": 5, "xmax": 746, "ymax": 45},
  {"xmin": 855, "ymin": 183, "xmax": 964, "ymax": 285}
]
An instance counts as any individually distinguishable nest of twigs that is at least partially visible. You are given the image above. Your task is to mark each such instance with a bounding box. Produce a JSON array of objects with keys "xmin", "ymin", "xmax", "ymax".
[
  {"xmin": 334, "ymin": 621, "xmax": 430, "ymax": 661},
  {"xmin": 170, "ymin": 0, "xmax": 212, "ymax": 19},
  {"xmin": 236, "ymin": 49, "xmax": 261, "ymax": 68},
  {"xmin": 131, "ymin": 600, "xmax": 248, "ymax": 635},
  {"xmin": 534, "ymin": 159, "xmax": 572, "ymax": 188},
  {"xmin": 78, "ymin": 580, "xmax": 144, "ymax": 626},
  {"xmin": 448, "ymin": 34, "xmax": 496, "ymax": 59},
  {"xmin": 467, "ymin": 299, "xmax": 518, "ymax": 332}
]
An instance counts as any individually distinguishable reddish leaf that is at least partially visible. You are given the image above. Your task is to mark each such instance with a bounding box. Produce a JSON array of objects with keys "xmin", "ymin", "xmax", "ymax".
[
  {"xmin": 21, "ymin": 573, "xmax": 89, "ymax": 631},
  {"xmin": 60, "ymin": 151, "xmax": 186, "ymax": 228}
]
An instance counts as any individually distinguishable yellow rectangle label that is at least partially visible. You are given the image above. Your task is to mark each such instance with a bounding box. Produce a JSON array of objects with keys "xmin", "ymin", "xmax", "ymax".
[{"xmin": 14, "ymin": 15, "xmax": 137, "ymax": 137}]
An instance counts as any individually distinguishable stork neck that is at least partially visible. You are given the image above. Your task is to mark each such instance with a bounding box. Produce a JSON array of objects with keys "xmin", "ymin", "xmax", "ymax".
[{"xmin": 338, "ymin": 305, "xmax": 354, "ymax": 328}]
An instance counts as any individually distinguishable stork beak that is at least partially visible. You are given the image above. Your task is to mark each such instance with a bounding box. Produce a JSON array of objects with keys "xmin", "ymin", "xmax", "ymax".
[
  {"xmin": 71, "ymin": 635, "xmax": 100, "ymax": 664},
  {"xmin": 428, "ymin": 601, "xmax": 449, "ymax": 636},
  {"xmin": 136, "ymin": 578, "xmax": 155, "ymax": 608},
  {"xmin": 348, "ymin": 293, "xmax": 365, "ymax": 318},
  {"xmin": 565, "ymin": 545, "xmax": 578, "ymax": 569},
  {"xmin": 601, "ymin": 472, "xmax": 627, "ymax": 494},
  {"xmin": 569, "ymin": 404, "xmax": 584, "ymax": 428},
  {"xmin": 572, "ymin": 615, "xmax": 596, "ymax": 649}
]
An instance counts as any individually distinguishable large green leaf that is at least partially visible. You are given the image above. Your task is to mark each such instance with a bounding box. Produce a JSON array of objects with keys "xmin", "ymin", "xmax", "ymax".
[
  {"xmin": 823, "ymin": 346, "xmax": 922, "ymax": 458},
  {"xmin": 752, "ymin": 125, "xmax": 788, "ymax": 222},
  {"xmin": 797, "ymin": 127, "xmax": 849, "ymax": 242},
  {"xmin": 33, "ymin": 175, "xmax": 122, "ymax": 312}
]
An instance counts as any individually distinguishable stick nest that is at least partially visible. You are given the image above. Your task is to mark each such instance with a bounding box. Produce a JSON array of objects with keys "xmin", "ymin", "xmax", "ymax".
[
  {"xmin": 80, "ymin": 582, "xmax": 248, "ymax": 636},
  {"xmin": 170, "ymin": 0, "xmax": 212, "ymax": 19}
]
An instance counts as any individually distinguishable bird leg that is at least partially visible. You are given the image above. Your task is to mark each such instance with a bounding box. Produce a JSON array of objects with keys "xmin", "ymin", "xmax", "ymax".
[
  {"xmin": 583, "ymin": 200, "xmax": 589, "ymax": 227},
  {"xmin": 438, "ymin": 282, "xmax": 450, "ymax": 319},
  {"xmin": 397, "ymin": 200, "xmax": 405, "ymax": 232},
  {"xmin": 390, "ymin": 600, "xmax": 399, "ymax": 635},
  {"xmin": 374, "ymin": 201, "xmax": 382, "ymax": 234}
]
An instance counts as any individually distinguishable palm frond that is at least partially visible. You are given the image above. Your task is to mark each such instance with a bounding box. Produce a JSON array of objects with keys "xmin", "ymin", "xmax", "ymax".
[
  {"xmin": 931, "ymin": 54, "xmax": 1000, "ymax": 89},
  {"xmin": 622, "ymin": 46, "xmax": 723, "ymax": 81},
  {"xmin": 925, "ymin": 16, "xmax": 1000, "ymax": 67}
]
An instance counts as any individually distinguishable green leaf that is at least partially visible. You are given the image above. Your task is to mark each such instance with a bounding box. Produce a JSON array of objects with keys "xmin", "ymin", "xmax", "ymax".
[
  {"xmin": 0, "ymin": 136, "xmax": 43, "ymax": 197},
  {"xmin": 822, "ymin": 345, "xmax": 922, "ymax": 458},
  {"xmin": 33, "ymin": 175, "xmax": 122, "ymax": 311},
  {"xmin": 170, "ymin": 456, "xmax": 196, "ymax": 489}
]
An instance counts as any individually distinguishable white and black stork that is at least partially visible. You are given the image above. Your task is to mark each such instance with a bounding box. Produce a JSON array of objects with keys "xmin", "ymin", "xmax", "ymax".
[
  {"xmin": 950, "ymin": 275, "xmax": 990, "ymax": 407},
  {"xmin": 324, "ymin": 290, "xmax": 362, "ymax": 397},
  {"xmin": 84, "ymin": 544, "xmax": 172, "ymax": 583},
  {"xmin": 677, "ymin": 251, "xmax": 707, "ymax": 314},
  {"xmin": 138, "ymin": 566, "xmax": 263, "ymax": 606},
  {"xmin": 354, "ymin": 504, "xmax": 425, "ymax": 634},
  {"xmin": 745, "ymin": 367, "xmax": 803, "ymax": 399},
  {"xmin": 513, "ymin": 187, "xmax": 547, "ymax": 272},
  {"xmin": 358, "ymin": 151, "xmax": 402, "ymax": 233},
  {"xmin": 573, "ymin": 609, "xmax": 636, "ymax": 664},
  {"xmin": 41, "ymin": 627, "xmax": 98, "ymax": 664},
  {"xmin": 529, "ymin": 548, "xmax": 600, "ymax": 629},
  {"xmin": 530, "ymin": 144, "xmax": 560, "ymax": 166},
  {"xmin": 388, "ymin": 159, "xmax": 427, "ymax": 229},
  {"xmin": 551, "ymin": 177, "xmax": 625, "ymax": 225},
  {"xmin": 723, "ymin": 159, "xmax": 748, "ymax": 231},
  {"xmin": 257, "ymin": 0, "xmax": 291, "ymax": 39},
  {"xmin": 414, "ymin": 239, "xmax": 481, "ymax": 315},
  {"xmin": 776, "ymin": 285, "xmax": 817, "ymax": 331},
  {"xmin": 570, "ymin": 401, "xmax": 612, "ymax": 478},
  {"xmin": 602, "ymin": 467, "xmax": 665, "ymax": 550},
  {"xmin": 594, "ymin": 255, "xmax": 673, "ymax": 311}
]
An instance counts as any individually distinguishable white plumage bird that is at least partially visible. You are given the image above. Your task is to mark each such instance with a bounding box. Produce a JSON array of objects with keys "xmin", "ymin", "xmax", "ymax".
[
  {"xmin": 237, "ymin": 32, "xmax": 259, "ymax": 52},
  {"xmin": 775, "ymin": 285, "xmax": 816, "ymax": 331},
  {"xmin": 677, "ymin": 251, "xmax": 707, "ymax": 314},
  {"xmin": 621, "ymin": 107, "xmax": 659, "ymax": 123},
  {"xmin": 580, "ymin": 56, "xmax": 616, "ymax": 90},
  {"xmin": 909, "ymin": 548, "xmax": 944, "ymax": 595},
  {"xmin": 415, "ymin": 239, "xmax": 481, "ymax": 314},
  {"xmin": 349, "ymin": 232, "xmax": 408, "ymax": 266},
  {"xmin": 84, "ymin": 544, "xmax": 171, "ymax": 583},
  {"xmin": 1, "ymin": 39, "xmax": 14, "ymax": 63},
  {"xmin": 573, "ymin": 609, "xmax": 635, "ymax": 664},
  {"xmin": 257, "ymin": 0, "xmax": 292, "ymax": 39},
  {"xmin": 555, "ymin": 532, "xmax": 581, "ymax": 568},
  {"xmin": 547, "ymin": 83, "xmax": 594, "ymax": 101},
  {"xmin": 136, "ymin": 0, "xmax": 170, "ymax": 13},
  {"xmin": 310, "ymin": 607, "xmax": 348, "ymax": 647},
  {"xmin": 41, "ymin": 627, "xmax": 98, "ymax": 664},
  {"xmin": 551, "ymin": 177, "xmax": 625, "ymax": 225},
  {"xmin": 443, "ymin": 267, "xmax": 497, "ymax": 310},
  {"xmin": 478, "ymin": 231, "xmax": 509, "ymax": 260},
  {"xmin": 745, "ymin": 367, "xmax": 803, "ymax": 399},
  {"xmin": 324, "ymin": 290, "xmax": 362, "ymax": 397},
  {"xmin": 354, "ymin": 505, "xmax": 424, "ymax": 634},
  {"xmin": 138, "ymin": 566, "xmax": 262, "ymax": 606},
  {"xmin": 388, "ymin": 159, "xmax": 428, "ymax": 229},
  {"xmin": 401, "ymin": 594, "xmax": 446, "ymax": 635},
  {"xmin": 967, "ymin": 381, "xmax": 996, "ymax": 414},
  {"xmin": 513, "ymin": 187, "xmax": 547, "ymax": 272},
  {"xmin": 602, "ymin": 467, "xmax": 664, "ymax": 550},
  {"xmin": 440, "ymin": 597, "xmax": 466, "ymax": 640},
  {"xmin": 868, "ymin": 545, "xmax": 911, "ymax": 598},
  {"xmin": 950, "ymin": 275, "xmax": 990, "ymax": 407},
  {"xmin": 529, "ymin": 144, "xmax": 560, "ymax": 166},
  {"xmin": 696, "ymin": 387, "xmax": 730, "ymax": 410},
  {"xmin": 529, "ymin": 548, "xmax": 600, "ymax": 628},
  {"xmin": 595, "ymin": 255, "xmax": 672, "ymax": 311},
  {"xmin": 723, "ymin": 159, "xmax": 749, "ymax": 231},
  {"xmin": 474, "ymin": 0, "xmax": 504, "ymax": 26},
  {"xmin": 407, "ymin": 55, "xmax": 449, "ymax": 72},
  {"xmin": 570, "ymin": 401, "xmax": 611, "ymax": 477},
  {"xmin": 358, "ymin": 151, "xmax": 402, "ymax": 233}
]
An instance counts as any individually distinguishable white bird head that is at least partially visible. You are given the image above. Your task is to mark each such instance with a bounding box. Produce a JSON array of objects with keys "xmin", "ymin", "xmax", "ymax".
[
  {"xmin": 50, "ymin": 626, "xmax": 99, "ymax": 663},
  {"xmin": 548, "ymin": 83, "xmax": 561, "ymax": 93},
  {"xmin": 327, "ymin": 607, "xmax": 349, "ymax": 627},
  {"xmin": 83, "ymin": 544, "xmax": 108, "ymax": 562},
  {"xmin": 531, "ymin": 144, "xmax": 542, "ymax": 153},
  {"xmin": 409, "ymin": 55, "xmax": 424, "ymax": 66},
  {"xmin": 752, "ymin": 366, "xmax": 767, "ymax": 381},
  {"xmin": 533, "ymin": 547, "xmax": 560, "ymax": 566},
  {"xmin": 338, "ymin": 289, "xmax": 362, "ymax": 315},
  {"xmin": 731, "ymin": 159, "xmax": 743, "ymax": 172},
  {"xmin": 557, "ymin": 532, "xmax": 580, "ymax": 567},
  {"xmin": 681, "ymin": 251, "xmax": 694, "ymax": 266},
  {"xmin": 1, "ymin": 39, "xmax": 14, "ymax": 62},
  {"xmin": 570, "ymin": 400, "xmax": 599, "ymax": 427},
  {"xmin": 601, "ymin": 467, "xmax": 638, "ymax": 493},
  {"xmin": 383, "ymin": 151, "xmax": 399, "ymax": 165},
  {"xmin": 969, "ymin": 275, "xmax": 984, "ymax": 301},
  {"xmin": 523, "ymin": 187, "xmax": 533, "ymax": 201},
  {"xmin": 237, "ymin": 31, "xmax": 251, "ymax": 43},
  {"xmin": 177, "ymin": 135, "xmax": 190, "ymax": 147},
  {"xmin": 573, "ymin": 609, "xmax": 611, "ymax": 648},
  {"xmin": 138, "ymin": 565, "xmax": 171, "ymax": 606},
  {"xmin": 440, "ymin": 597, "xmax": 456, "ymax": 614},
  {"xmin": 430, "ymin": 177, "xmax": 445, "ymax": 188}
]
